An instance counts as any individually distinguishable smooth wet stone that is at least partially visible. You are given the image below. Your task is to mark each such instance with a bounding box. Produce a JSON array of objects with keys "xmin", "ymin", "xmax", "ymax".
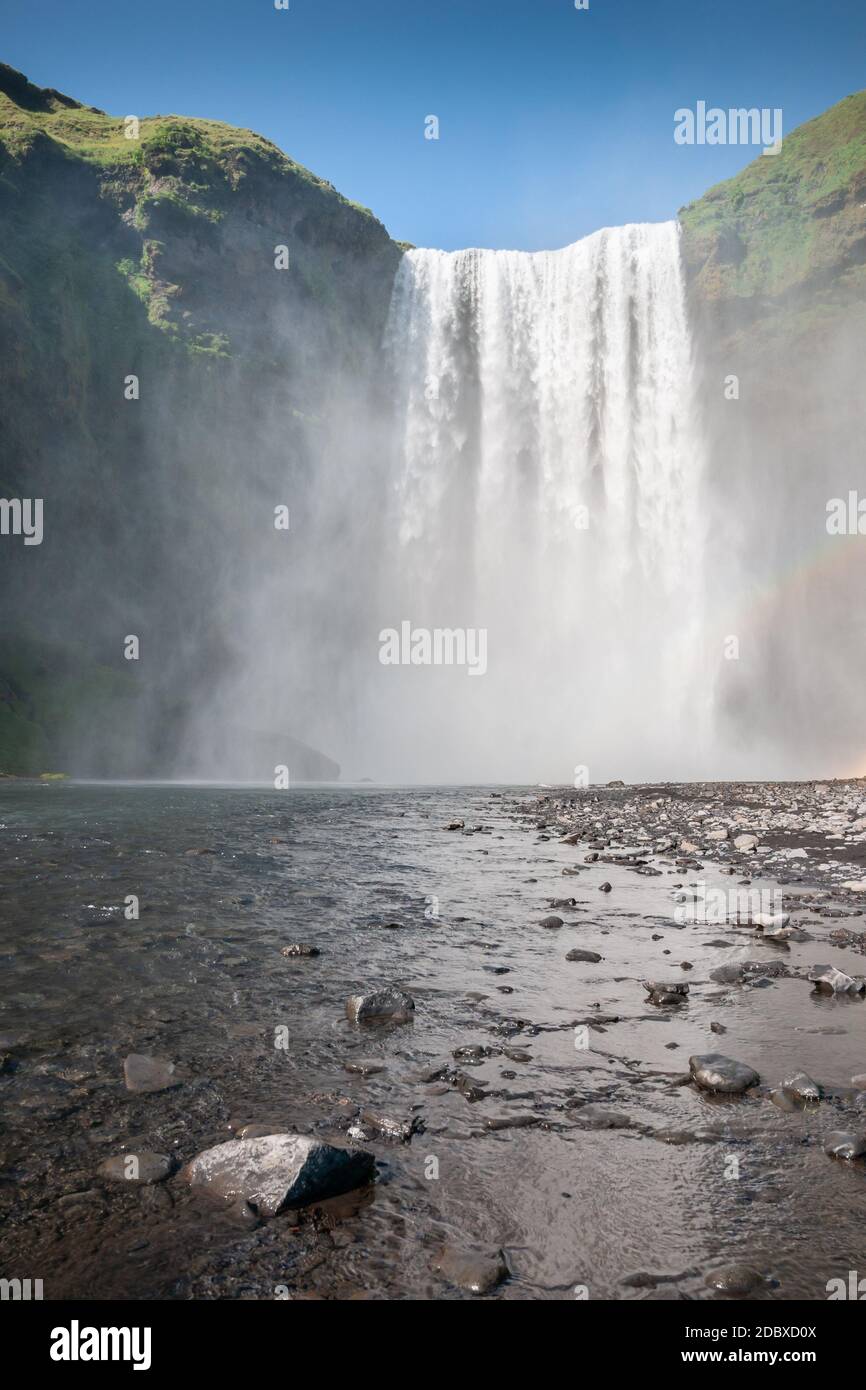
[
  {"xmin": 823, "ymin": 1131, "xmax": 866, "ymax": 1160},
  {"xmin": 343, "ymin": 1059, "xmax": 386, "ymax": 1076},
  {"xmin": 753, "ymin": 912, "xmax": 791, "ymax": 930},
  {"xmin": 483, "ymin": 1113, "xmax": 541, "ymax": 1131},
  {"xmin": 98, "ymin": 1151, "xmax": 173, "ymax": 1184},
  {"xmin": 566, "ymin": 948, "xmax": 603, "ymax": 963},
  {"xmin": 599, "ymin": 882, "xmax": 612, "ymax": 892},
  {"xmin": 704, "ymin": 1264, "xmax": 763, "ymax": 1295},
  {"xmin": 432, "ymin": 1245, "xmax": 508, "ymax": 1294},
  {"xmin": 689, "ymin": 1053, "xmax": 759, "ymax": 1095},
  {"xmin": 122, "ymin": 1054, "xmax": 179, "ymax": 1093},
  {"xmin": 345, "ymin": 988, "xmax": 415, "ymax": 1023},
  {"xmin": 782, "ymin": 1071, "xmax": 821, "ymax": 1104},
  {"xmin": 280, "ymin": 943, "xmax": 320, "ymax": 957},
  {"xmin": 183, "ymin": 1133, "xmax": 375, "ymax": 1215},
  {"xmin": 809, "ymin": 964, "xmax": 866, "ymax": 994},
  {"xmin": 539, "ymin": 914, "xmax": 563, "ymax": 929},
  {"xmin": 236, "ymin": 1123, "xmax": 282, "ymax": 1140}
]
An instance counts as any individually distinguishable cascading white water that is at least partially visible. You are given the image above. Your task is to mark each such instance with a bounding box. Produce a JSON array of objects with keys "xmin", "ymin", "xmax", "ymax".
[{"xmin": 370, "ymin": 222, "xmax": 710, "ymax": 783}]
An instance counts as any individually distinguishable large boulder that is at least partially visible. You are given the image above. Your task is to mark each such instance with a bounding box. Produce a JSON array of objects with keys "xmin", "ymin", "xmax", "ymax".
[
  {"xmin": 183, "ymin": 1133, "xmax": 375, "ymax": 1216},
  {"xmin": 689, "ymin": 1053, "xmax": 760, "ymax": 1094}
]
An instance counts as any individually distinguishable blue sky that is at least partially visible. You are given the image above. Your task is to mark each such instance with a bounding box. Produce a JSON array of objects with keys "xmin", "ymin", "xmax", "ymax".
[{"xmin": 3, "ymin": 0, "xmax": 864, "ymax": 250}]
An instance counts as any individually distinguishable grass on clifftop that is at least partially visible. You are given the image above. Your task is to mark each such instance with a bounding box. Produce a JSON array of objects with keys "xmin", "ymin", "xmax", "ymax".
[
  {"xmin": 0, "ymin": 62, "xmax": 381, "ymax": 223},
  {"xmin": 679, "ymin": 90, "xmax": 866, "ymax": 300}
]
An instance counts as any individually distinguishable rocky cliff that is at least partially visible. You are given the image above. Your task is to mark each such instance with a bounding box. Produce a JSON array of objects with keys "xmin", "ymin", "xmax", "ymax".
[
  {"xmin": 0, "ymin": 63, "xmax": 402, "ymax": 775},
  {"xmin": 678, "ymin": 91, "xmax": 866, "ymax": 768}
]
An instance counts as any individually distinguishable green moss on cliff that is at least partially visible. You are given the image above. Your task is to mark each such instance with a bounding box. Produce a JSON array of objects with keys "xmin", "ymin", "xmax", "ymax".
[{"xmin": 679, "ymin": 90, "xmax": 866, "ymax": 317}]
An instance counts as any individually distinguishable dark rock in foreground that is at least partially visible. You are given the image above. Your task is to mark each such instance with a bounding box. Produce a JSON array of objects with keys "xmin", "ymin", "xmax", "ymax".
[
  {"xmin": 689, "ymin": 1053, "xmax": 760, "ymax": 1095},
  {"xmin": 345, "ymin": 988, "xmax": 415, "ymax": 1024},
  {"xmin": 183, "ymin": 1133, "xmax": 375, "ymax": 1216}
]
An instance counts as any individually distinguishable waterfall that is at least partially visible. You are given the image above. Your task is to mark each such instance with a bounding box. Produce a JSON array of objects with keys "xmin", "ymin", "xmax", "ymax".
[{"xmin": 371, "ymin": 222, "xmax": 710, "ymax": 783}]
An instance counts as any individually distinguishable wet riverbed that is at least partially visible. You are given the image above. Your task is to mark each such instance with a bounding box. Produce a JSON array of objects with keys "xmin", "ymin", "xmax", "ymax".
[{"xmin": 1, "ymin": 781, "xmax": 865, "ymax": 1300}]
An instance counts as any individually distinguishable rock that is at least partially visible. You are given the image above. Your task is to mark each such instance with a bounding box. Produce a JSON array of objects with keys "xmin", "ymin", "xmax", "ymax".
[
  {"xmin": 753, "ymin": 912, "xmax": 791, "ymax": 930},
  {"xmin": 355, "ymin": 1110, "xmax": 421, "ymax": 1143},
  {"xmin": 483, "ymin": 1113, "xmax": 541, "ymax": 1131},
  {"xmin": 842, "ymin": 880, "xmax": 866, "ymax": 892},
  {"xmin": 642, "ymin": 980, "xmax": 689, "ymax": 1010},
  {"xmin": 710, "ymin": 1021, "xmax": 726, "ymax": 1034},
  {"xmin": 782, "ymin": 1071, "xmax": 821, "ymax": 1104},
  {"xmin": 598, "ymin": 881, "xmax": 612, "ymax": 893},
  {"xmin": 98, "ymin": 1151, "xmax": 173, "ymax": 1184},
  {"xmin": 183, "ymin": 1133, "xmax": 375, "ymax": 1215},
  {"xmin": 343, "ymin": 1059, "xmax": 386, "ymax": 1076},
  {"xmin": 823, "ymin": 1131, "xmax": 866, "ymax": 1160},
  {"xmin": 280, "ymin": 943, "xmax": 320, "ymax": 957},
  {"xmin": 707, "ymin": 828, "xmax": 729, "ymax": 842},
  {"xmin": 689, "ymin": 1053, "xmax": 759, "ymax": 1095},
  {"xmin": 851, "ymin": 1073, "xmax": 866, "ymax": 1089},
  {"xmin": 733, "ymin": 834, "xmax": 759, "ymax": 852},
  {"xmin": 704, "ymin": 1264, "xmax": 763, "ymax": 1295},
  {"xmin": 809, "ymin": 964, "xmax": 866, "ymax": 995},
  {"xmin": 449, "ymin": 1070, "xmax": 488, "ymax": 1102},
  {"xmin": 539, "ymin": 914, "xmax": 564, "ymax": 929},
  {"xmin": 444, "ymin": 820, "xmax": 464, "ymax": 831},
  {"xmin": 345, "ymin": 988, "xmax": 415, "ymax": 1023},
  {"xmin": 122, "ymin": 1054, "xmax": 179, "ymax": 1093},
  {"xmin": 565, "ymin": 948, "xmax": 603, "ymax": 963},
  {"xmin": 432, "ymin": 1245, "xmax": 508, "ymax": 1294},
  {"xmin": 453, "ymin": 1044, "xmax": 493, "ymax": 1062}
]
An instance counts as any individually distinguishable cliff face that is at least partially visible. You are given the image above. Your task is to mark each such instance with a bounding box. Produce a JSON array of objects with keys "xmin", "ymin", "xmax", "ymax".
[
  {"xmin": 0, "ymin": 64, "xmax": 402, "ymax": 775},
  {"xmin": 678, "ymin": 92, "xmax": 866, "ymax": 770},
  {"xmin": 679, "ymin": 90, "xmax": 866, "ymax": 353}
]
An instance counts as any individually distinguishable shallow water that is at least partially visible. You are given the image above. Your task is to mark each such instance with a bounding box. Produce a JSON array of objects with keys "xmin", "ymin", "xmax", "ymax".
[{"xmin": 1, "ymin": 782, "xmax": 865, "ymax": 1300}]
